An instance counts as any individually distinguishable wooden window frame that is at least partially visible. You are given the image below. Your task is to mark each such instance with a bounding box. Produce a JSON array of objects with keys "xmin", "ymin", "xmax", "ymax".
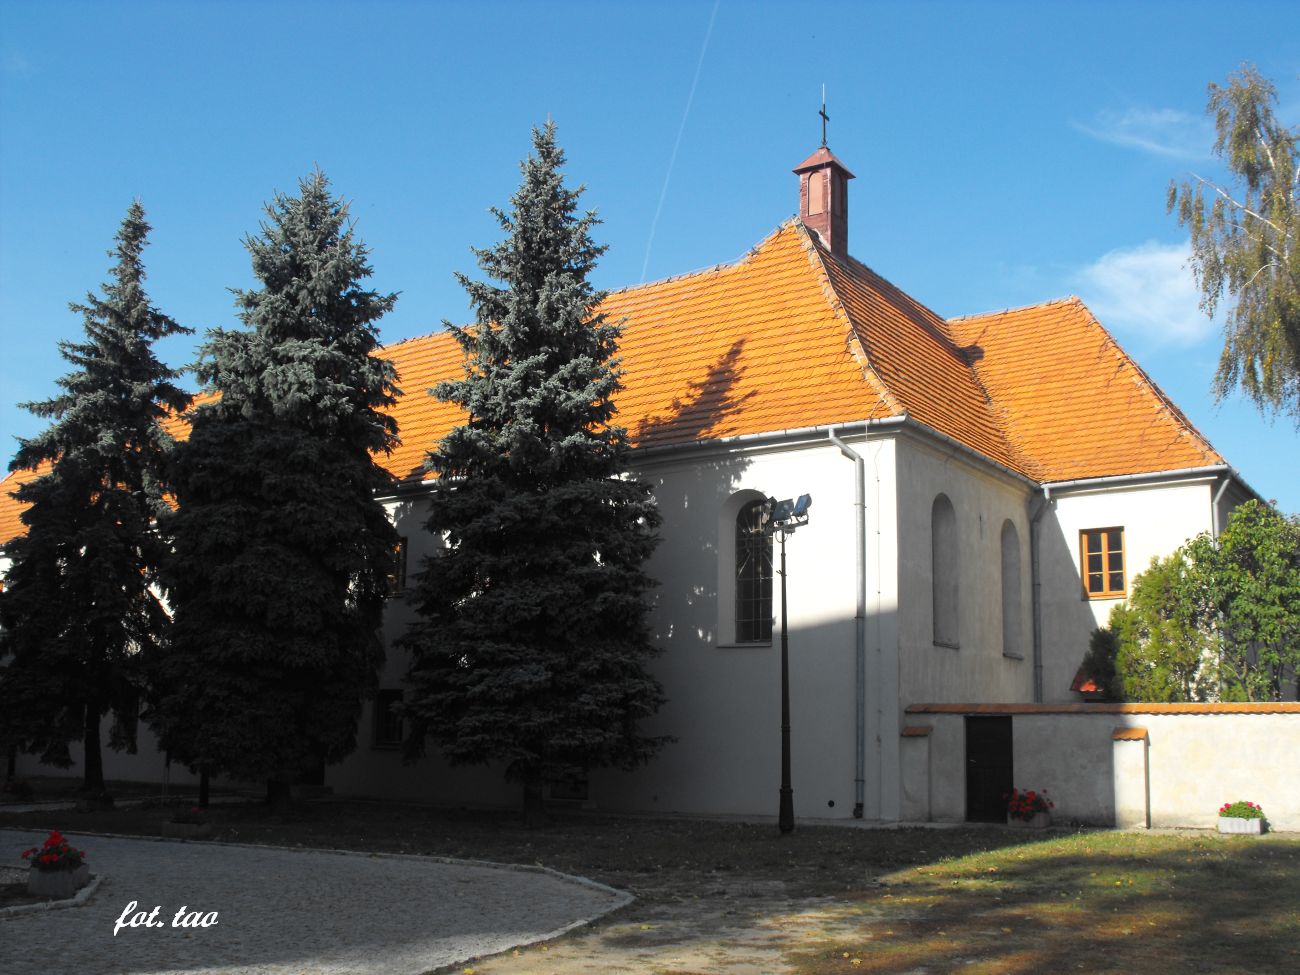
[{"xmin": 1080, "ymin": 527, "xmax": 1126, "ymax": 599}]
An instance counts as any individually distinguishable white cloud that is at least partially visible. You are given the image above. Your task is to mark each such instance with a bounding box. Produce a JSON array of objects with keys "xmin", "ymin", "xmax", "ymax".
[
  {"xmin": 1075, "ymin": 241, "xmax": 1217, "ymax": 346},
  {"xmin": 1073, "ymin": 107, "xmax": 1212, "ymax": 160}
]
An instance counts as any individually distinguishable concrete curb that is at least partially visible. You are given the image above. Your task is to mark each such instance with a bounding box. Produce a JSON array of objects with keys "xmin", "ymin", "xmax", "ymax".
[{"xmin": 0, "ymin": 871, "xmax": 104, "ymax": 919}]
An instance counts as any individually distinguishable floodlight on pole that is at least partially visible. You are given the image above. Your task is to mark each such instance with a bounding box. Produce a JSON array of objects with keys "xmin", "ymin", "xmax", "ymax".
[{"xmin": 761, "ymin": 493, "xmax": 811, "ymax": 834}]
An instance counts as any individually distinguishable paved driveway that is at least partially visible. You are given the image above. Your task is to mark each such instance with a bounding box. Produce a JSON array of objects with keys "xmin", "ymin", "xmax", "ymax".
[{"xmin": 1, "ymin": 829, "xmax": 630, "ymax": 975}]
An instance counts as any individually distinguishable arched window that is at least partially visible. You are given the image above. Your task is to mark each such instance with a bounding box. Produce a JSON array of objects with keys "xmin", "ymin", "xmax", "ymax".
[
  {"xmin": 735, "ymin": 499, "xmax": 773, "ymax": 643},
  {"xmin": 807, "ymin": 171, "xmax": 826, "ymax": 215},
  {"xmin": 1000, "ymin": 520, "xmax": 1022, "ymax": 657},
  {"xmin": 932, "ymin": 494, "xmax": 959, "ymax": 648}
]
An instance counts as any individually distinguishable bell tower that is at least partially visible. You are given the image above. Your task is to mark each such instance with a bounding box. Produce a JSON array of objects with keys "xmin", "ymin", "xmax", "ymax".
[{"xmin": 793, "ymin": 93, "xmax": 854, "ymax": 256}]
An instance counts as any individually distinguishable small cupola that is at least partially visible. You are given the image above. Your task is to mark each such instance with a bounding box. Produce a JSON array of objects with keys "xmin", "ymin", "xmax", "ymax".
[{"xmin": 794, "ymin": 144, "xmax": 854, "ymax": 257}]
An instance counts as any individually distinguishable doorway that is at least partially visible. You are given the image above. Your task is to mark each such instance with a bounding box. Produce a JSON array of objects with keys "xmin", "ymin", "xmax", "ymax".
[{"xmin": 965, "ymin": 715, "xmax": 1013, "ymax": 822}]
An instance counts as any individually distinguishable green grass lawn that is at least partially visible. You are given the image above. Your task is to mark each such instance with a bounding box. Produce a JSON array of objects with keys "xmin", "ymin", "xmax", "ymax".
[{"xmin": 789, "ymin": 832, "xmax": 1300, "ymax": 975}]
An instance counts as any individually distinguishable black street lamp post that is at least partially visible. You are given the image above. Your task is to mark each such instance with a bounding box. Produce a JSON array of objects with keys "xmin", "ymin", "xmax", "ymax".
[{"xmin": 761, "ymin": 494, "xmax": 811, "ymax": 835}]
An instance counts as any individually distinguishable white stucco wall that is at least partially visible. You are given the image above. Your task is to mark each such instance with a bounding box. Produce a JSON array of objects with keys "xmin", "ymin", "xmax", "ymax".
[
  {"xmin": 12, "ymin": 717, "xmax": 211, "ymax": 790},
  {"xmin": 328, "ymin": 433, "xmax": 897, "ymax": 820},
  {"xmin": 595, "ymin": 435, "xmax": 890, "ymax": 819},
  {"xmin": 905, "ymin": 704, "xmax": 1300, "ymax": 831},
  {"xmin": 894, "ymin": 434, "xmax": 1035, "ymax": 708},
  {"xmin": 1037, "ymin": 477, "xmax": 1219, "ymax": 702}
]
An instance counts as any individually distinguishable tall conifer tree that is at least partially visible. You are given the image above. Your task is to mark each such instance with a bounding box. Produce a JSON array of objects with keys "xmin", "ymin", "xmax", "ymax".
[
  {"xmin": 401, "ymin": 123, "xmax": 666, "ymax": 824},
  {"xmin": 0, "ymin": 203, "xmax": 190, "ymax": 799},
  {"xmin": 154, "ymin": 173, "xmax": 399, "ymax": 806}
]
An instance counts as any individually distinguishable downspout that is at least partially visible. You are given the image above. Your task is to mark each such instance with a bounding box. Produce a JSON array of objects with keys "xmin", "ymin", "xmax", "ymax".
[
  {"xmin": 828, "ymin": 426, "xmax": 867, "ymax": 819},
  {"xmin": 1211, "ymin": 476, "xmax": 1231, "ymax": 537},
  {"xmin": 1028, "ymin": 488, "xmax": 1051, "ymax": 704}
]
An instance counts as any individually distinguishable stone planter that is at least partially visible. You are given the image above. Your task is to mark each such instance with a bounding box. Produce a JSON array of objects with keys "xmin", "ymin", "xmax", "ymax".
[
  {"xmin": 1007, "ymin": 811, "xmax": 1052, "ymax": 829},
  {"xmin": 162, "ymin": 821, "xmax": 212, "ymax": 840},
  {"xmin": 1217, "ymin": 816, "xmax": 1264, "ymax": 835},
  {"xmin": 27, "ymin": 864, "xmax": 90, "ymax": 899}
]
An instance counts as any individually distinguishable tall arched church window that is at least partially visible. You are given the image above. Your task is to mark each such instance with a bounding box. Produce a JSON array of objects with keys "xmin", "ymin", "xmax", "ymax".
[
  {"xmin": 735, "ymin": 500, "xmax": 773, "ymax": 643},
  {"xmin": 1000, "ymin": 520, "xmax": 1022, "ymax": 657},
  {"xmin": 932, "ymin": 494, "xmax": 959, "ymax": 648}
]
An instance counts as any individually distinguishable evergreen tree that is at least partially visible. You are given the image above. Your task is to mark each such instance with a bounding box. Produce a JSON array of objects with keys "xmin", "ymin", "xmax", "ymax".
[
  {"xmin": 1079, "ymin": 627, "xmax": 1123, "ymax": 702},
  {"xmin": 0, "ymin": 203, "xmax": 190, "ymax": 799},
  {"xmin": 153, "ymin": 172, "xmax": 399, "ymax": 807},
  {"xmin": 400, "ymin": 123, "xmax": 666, "ymax": 824}
]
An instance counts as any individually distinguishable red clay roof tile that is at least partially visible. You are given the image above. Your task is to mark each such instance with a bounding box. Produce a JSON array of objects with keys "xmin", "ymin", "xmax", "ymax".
[{"xmin": 0, "ymin": 221, "xmax": 1230, "ymax": 544}]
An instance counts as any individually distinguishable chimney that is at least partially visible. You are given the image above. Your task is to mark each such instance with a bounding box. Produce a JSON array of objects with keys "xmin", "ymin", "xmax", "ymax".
[{"xmin": 793, "ymin": 146, "xmax": 854, "ymax": 256}]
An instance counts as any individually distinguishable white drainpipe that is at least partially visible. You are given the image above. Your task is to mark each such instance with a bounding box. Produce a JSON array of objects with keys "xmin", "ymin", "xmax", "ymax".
[
  {"xmin": 828, "ymin": 426, "xmax": 867, "ymax": 819},
  {"xmin": 1212, "ymin": 476, "xmax": 1231, "ymax": 537},
  {"xmin": 1028, "ymin": 488, "xmax": 1051, "ymax": 704}
]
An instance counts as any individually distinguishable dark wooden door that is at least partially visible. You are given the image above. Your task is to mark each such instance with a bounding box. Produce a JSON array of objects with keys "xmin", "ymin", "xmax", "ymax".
[{"xmin": 965, "ymin": 716, "xmax": 1013, "ymax": 822}]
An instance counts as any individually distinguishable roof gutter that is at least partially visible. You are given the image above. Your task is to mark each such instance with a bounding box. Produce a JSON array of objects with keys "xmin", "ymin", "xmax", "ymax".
[
  {"xmin": 631, "ymin": 416, "xmax": 909, "ymax": 460},
  {"xmin": 1040, "ymin": 463, "xmax": 1260, "ymax": 500},
  {"xmin": 893, "ymin": 418, "xmax": 1037, "ymax": 487}
]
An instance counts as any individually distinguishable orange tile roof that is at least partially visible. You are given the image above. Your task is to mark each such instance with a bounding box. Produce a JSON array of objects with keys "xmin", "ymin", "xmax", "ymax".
[
  {"xmin": 0, "ymin": 220, "xmax": 1231, "ymax": 546},
  {"xmin": 948, "ymin": 298, "xmax": 1222, "ymax": 481},
  {"xmin": 1112, "ymin": 726, "xmax": 1149, "ymax": 741},
  {"xmin": 814, "ymin": 245, "xmax": 1025, "ymax": 473}
]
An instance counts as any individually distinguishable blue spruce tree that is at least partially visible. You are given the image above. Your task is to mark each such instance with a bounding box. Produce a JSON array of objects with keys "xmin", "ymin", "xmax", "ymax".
[
  {"xmin": 155, "ymin": 172, "xmax": 399, "ymax": 808},
  {"xmin": 401, "ymin": 123, "xmax": 667, "ymax": 824},
  {"xmin": 0, "ymin": 203, "xmax": 190, "ymax": 801}
]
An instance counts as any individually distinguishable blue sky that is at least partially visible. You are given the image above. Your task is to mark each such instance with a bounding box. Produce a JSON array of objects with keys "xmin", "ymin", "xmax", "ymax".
[{"xmin": 1, "ymin": 0, "xmax": 1297, "ymax": 512}]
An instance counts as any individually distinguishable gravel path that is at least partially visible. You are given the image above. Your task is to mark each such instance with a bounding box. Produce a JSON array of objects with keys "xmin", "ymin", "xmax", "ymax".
[{"xmin": 0, "ymin": 828, "xmax": 630, "ymax": 975}]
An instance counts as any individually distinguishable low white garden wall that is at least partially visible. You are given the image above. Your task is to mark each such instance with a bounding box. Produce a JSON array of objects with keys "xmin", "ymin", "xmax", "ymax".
[{"xmin": 901, "ymin": 703, "xmax": 1300, "ymax": 831}]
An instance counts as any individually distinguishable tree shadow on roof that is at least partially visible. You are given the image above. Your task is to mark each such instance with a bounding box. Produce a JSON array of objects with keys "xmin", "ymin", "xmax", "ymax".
[{"xmin": 633, "ymin": 340, "xmax": 757, "ymax": 448}]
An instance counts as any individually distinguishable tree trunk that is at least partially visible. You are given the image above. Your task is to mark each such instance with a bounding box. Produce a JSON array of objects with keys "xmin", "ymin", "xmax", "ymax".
[
  {"xmin": 199, "ymin": 765, "xmax": 210, "ymax": 808},
  {"xmin": 522, "ymin": 773, "xmax": 546, "ymax": 828},
  {"xmin": 82, "ymin": 703, "xmax": 106, "ymax": 796},
  {"xmin": 266, "ymin": 777, "xmax": 293, "ymax": 815},
  {"xmin": 4, "ymin": 744, "xmax": 15, "ymax": 785}
]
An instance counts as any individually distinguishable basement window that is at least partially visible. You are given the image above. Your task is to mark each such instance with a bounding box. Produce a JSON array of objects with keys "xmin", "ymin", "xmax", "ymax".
[{"xmin": 1080, "ymin": 528, "xmax": 1125, "ymax": 598}]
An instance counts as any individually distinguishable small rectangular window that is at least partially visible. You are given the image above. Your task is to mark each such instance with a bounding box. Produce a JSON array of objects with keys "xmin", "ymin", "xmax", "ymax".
[
  {"xmin": 373, "ymin": 689, "xmax": 404, "ymax": 748},
  {"xmin": 386, "ymin": 537, "xmax": 408, "ymax": 596},
  {"xmin": 1080, "ymin": 528, "xmax": 1125, "ymax": 598}
]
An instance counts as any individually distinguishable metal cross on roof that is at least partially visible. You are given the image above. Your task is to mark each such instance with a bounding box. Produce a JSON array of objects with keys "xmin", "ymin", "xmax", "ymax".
[{"xmin": 819, "ymin": 85, "xmax": 829, "ymax": 147}]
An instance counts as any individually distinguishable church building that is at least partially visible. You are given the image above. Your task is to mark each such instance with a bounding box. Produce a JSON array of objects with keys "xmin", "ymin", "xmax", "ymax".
[
  {"xmin": 5, "ymin": 140, "xmax": 1284, "ymax": 828},
  {"xmin": 336, "ymin": 141, "xmax": 1258, "ymax": 823}
]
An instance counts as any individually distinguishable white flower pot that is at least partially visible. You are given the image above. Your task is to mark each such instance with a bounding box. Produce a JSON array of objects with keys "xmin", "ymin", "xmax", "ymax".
[
  {"xmin": 27, "ymin": 864, "xmax": 90, "ymax": 899},
  {"xmin": 1007, "ymin": 811, "xmax": 1051, "ymax": 829},
  {"xmin": 1217, "ymin": 816, "xmax": 1263, "ymax": 834}
]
